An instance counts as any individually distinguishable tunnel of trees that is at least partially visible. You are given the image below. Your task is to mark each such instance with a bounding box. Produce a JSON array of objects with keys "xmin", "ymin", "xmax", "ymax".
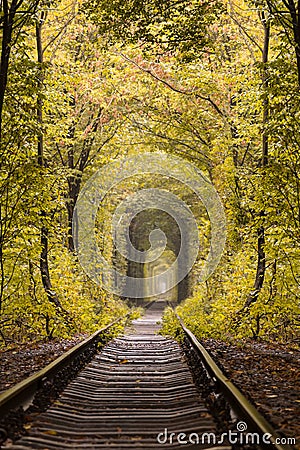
[
  {"xmin": 127, "ymin": 208, "xmax": 189, "ymax": 305},
  {"xmin": 0, "ymin": 0, "xmax": 300, "ymax": 344}
]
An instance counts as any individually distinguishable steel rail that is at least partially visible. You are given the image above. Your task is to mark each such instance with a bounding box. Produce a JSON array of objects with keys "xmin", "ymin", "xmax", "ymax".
[
  {"xmin": 1, "ymin": 301, "xmax": 225, "ymax": 450},
  {"xmin": 0, "ymin": 315, "xmax": 129, "ymax": 419},
  {"xmin": 0, "ymin": 303, "xmax": 295, "ymax": 449},
  {"xmin": 174, "ymin": 313, "xmax": 294, "ymax": 450}
]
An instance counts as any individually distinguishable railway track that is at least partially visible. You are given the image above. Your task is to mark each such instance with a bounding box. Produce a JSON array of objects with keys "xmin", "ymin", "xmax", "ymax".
[{"xmin": 0, "ymin": 301, "xmax": 294, "ymax": 450}]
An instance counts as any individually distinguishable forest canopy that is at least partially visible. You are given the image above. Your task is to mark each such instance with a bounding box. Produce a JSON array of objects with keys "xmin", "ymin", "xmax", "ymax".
[{"xmin": 0, "ymin": 0, "xmax": 299, "ymax": 345}]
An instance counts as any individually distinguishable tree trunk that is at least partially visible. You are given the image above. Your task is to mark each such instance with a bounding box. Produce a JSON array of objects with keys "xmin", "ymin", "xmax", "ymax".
[
  {"xmin": 36, "ymin": 16, "xmax": 64, "ymax": 312},
  {"xmin": 0, "ymin": 0, "xmax": 18, "ymax": 314},
  {"xmin": 266, "ymin": 0, "xmax": 300, "ymax": 86},
  {"xmin": 36, "ymin": 18, "xmax": 44, "ymax": 166},
  {"xmin": 287, "ymin": 0, "xmax": 300, "ymax": 86},
  {"xmin": 0, "ymin": 205, "xmax": 4, "ymax": 313},
  {"xmin": 243, "ymin": 14, "xmax": 270, "ymax": 311},
  {"xmin": 67, "ymin": 165, "xmax": 83, "ymax": 252},
  {"xmin": 67, "ymin": 177, "xmax": 82, "ymax": 252},
  {"xmin": 0, "ymin": 0, "xmax": 19, "ymax": 139},
  {"xmin": 40, "ymin": 223, "xmax": 63, "ymax": 309},
  {"xmin": 66, "ymin": 119, "xmax": 99, "ymax": 252},
  {"xmin": 244, "ymin": 225, "xmax": 266, "ymax": 308}
]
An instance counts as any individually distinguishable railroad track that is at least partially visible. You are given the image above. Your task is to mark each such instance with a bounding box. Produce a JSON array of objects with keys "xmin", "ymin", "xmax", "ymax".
[{"xmin": 0, "ymin": 301, "xmax": 294, "ymax": 450}]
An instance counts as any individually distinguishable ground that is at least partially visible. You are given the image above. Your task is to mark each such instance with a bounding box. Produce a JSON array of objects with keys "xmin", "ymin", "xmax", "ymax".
[
  {"xmin": 0, "ymin": 334, "xmax": 88, "ymax": 392},
  {"xmin": 0, "ymin": 335, "xmax": 299, "ymax": 448},
  {"xmin": 202, "ymin": 338, "xmax": 300, "ymax": 447}
]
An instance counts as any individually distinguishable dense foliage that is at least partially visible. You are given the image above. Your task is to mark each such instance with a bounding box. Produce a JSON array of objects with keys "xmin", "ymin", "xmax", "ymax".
[{"xmin": 0, "ymin": 0, "xmax": 299, "ymax": 345}]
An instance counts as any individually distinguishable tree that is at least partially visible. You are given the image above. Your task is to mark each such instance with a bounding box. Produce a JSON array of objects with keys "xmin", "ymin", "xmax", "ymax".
[
  {"xmin": 262, "ymin": 0, "xmax": 300, "ymax": 85},
  {"xmin": 242, "ymin": 10, "xmax": 270, "ymax": 311},
  {"xmin": 0, "ymin": 0, "xmax": 41, "ymax": 137},
  {"xmin": 0, "ymin": 0, "xmax": 130, "ymax": 343},
  {"xmin": 85, "ymin": 0, "xmax": 224, "ymax": 61}
]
